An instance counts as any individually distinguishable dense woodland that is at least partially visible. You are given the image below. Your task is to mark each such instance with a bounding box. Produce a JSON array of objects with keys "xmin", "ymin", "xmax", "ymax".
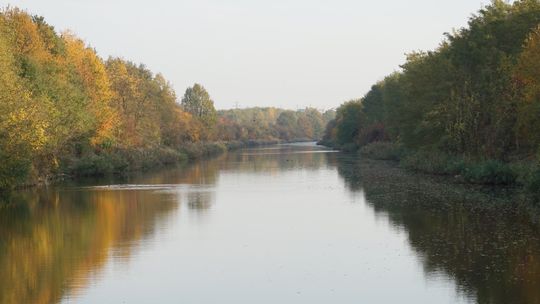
[
  {"xmin": 0, "ymin": 8, "xmax": 332, "ymax": 191},
  {"xmin": 321, "ymin": 0, "xmax": 540, "ymax": 194}
]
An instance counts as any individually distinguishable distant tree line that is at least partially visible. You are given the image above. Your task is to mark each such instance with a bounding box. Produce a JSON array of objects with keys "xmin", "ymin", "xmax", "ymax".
[
  {"xmin": 321, "ymin": 0, "xmax": 540, "ymax": 191},
  {"xmin": 0, "ymin": 8, "xmax": 332, "ymax": 191},
  {"xmin": 217, "ymin": 107, "xmax": 335, "ymax": 142}
]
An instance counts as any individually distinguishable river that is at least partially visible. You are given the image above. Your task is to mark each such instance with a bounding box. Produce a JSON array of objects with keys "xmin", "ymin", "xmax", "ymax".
[{"xmin": 0, "ymin": 143, "xmax": 539, "ymax": 304}]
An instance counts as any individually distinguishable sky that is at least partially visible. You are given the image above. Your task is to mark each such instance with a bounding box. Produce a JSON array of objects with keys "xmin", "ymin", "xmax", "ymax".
[{"xmin": 4, "ymin": 0, "xmax": 488, "ymax": 110}]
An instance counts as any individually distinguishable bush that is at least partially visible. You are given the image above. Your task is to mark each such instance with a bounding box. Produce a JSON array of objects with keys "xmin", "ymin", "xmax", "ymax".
[
  {"xmin": 70, "ymin": 154, "xmax": 115, "ymax": 176},
  {"xmin": 360, "ymin": 142, "xmax": 403, "ymax": 161},
  {"xmin": 225, "ymin": 141, "xmax": 244, "ymax": 150},
  {"xmin": 179, "ymin": 142, "xmax": 227, "ymax": 159},
  {"xmin": 521, "ymin": 162, "xmax": 540, "ymax": 198},
  {"xmin": 462, "ymin": 160, "xmax": 517, "ymax": 185},
  {"xmin": 65, "ymin": 147, "xmax": 187, "ymax": 177},
  {"xmin": 203, "ymin": 142, "xmax": 227, "ymax": 156},
  {"xmin": 526, "ymin": 170, "xmax": 540, "ymax": 192},
  {"xmin": 401, "ymin": 150, "xmax": 456, "ymax": 175},
  {"xmin": 400, "ymin": 150, "xmax": 519, "ymax": 185},
  {"xmin": 67, "ymin": 151, "xmax": 130, "ymax": 176},
  {"xmin": 341, "ymin": 142, "xmax": 360, "ymax": 152},
  {"xmin": 443, "ymin": 158, "xmax": 467, "ymax": 176},
  {"xmin": 0, "ymin": 153, "xmax": 31, "ymax": 191},
  {"xmin": 246, "ymin": 140, "xmax": 280, "ymax": 147}
]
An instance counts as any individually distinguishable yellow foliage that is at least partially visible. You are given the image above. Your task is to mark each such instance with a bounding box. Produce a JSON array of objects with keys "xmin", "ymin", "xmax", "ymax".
[
  {"xmin": 63, "ymin": 32, "xmax": 117, "ymax": 145},
  {"xmin": 0, "ymin": 20, "xmax": 47, "ymax": 153},
  {"xmin": 1, "ymin": 8, "xmax": 51, "ymax": 62},
  {"xmin": 0, "ymin": 188, "xmax": 178, "ymax": 304},
  {"xmin": 0, "ymin": 7, "xmax": 213, "ymax": 188}
]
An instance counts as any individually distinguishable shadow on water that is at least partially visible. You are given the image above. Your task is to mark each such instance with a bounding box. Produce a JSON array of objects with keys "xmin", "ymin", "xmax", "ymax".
[{"xmin": 334, "ymin": 153, "xmax": 540, "ymax": 304}]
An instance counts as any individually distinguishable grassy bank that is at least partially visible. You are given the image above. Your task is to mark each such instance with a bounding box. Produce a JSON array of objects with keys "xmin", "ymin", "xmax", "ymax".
[
  {"xmin": 345, "ymin": 141, "xmax": 540, "ymax": 199},
  {"xmin": 13, "ymin": 140, "xmax": 280, "ymax": 190}
]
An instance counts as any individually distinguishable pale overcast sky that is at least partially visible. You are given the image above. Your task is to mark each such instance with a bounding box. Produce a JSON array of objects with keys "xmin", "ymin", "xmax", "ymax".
[{"xmin": 5, "ymin": 0, "xmax": 488, "ymax": 109}]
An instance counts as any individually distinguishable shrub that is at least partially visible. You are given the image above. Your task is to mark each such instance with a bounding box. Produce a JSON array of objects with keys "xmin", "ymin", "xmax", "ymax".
[
  {"xmin": 462, "ymin": 160, "xmax": 517, "ymax": 185},
  {"xmin": 65, "ymin": 146, "xmax": 187, "ymax": 177},
  {"xmin": 68, "ymin": 153, "xmax": 127, "ymax": 176},
  {"xmin": 203, "ymin": 142, "xmax": 227, "ymax": 156},
  {"xmin": 0, "ymin": 154, "xmax": 31, "ymax": 191},
  {"xmin": 400, "ymin": 150, "xmax": 456, "ymax": 175},
  {"xmin": 443, "ymin": 158, "xmax": 467, "ymax": 176},
  {"xmin": 401, "ymin": 151, "xmax": 518, "ymax": 185},
  {"xmin": 225, "ymin": 141, "xmax": 244, "ymax": 150},
  {"xmin": 360, "ymin": 141, "xmax": 402, "ymax": 161},
  {"xmin": 341, "ymin": 142, "xmax": 360, "ymax": 152},
  {"xmin": 179, "ymin": 142, "xmax": 227, "ymax": 159},
  {"xmin": 524, "ymin": 165, "xmax": 540, "ymax": 198}
]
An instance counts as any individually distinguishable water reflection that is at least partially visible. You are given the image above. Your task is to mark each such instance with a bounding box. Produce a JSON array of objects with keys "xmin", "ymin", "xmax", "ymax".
[
  {"xmin": 1, "ymin": 144, "xmax": 538, "ymax": 304},
  {"xmin": 0, "ymin": 144, "xmax": 337, "ymax": 304},
  {"xmin": 335, "ymin": 155, "xmax": 540, "ymax": 304},
  {"xmin": 187, "ymin": 191, "xmax": 214, "ymax": 211},
  {"xmin": 0, "ymin": 188, "xmax": 178, "ymax": 304}
]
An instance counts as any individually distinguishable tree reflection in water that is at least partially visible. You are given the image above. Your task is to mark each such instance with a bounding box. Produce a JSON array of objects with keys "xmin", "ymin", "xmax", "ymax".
[
  {"xmin": 0, "ymin": 144, "xmax": 333, "ymax": 304},
  {"xmin": 0, "ymin": 188, "xmax": 179, "ymax": 304},
  {"xmin": 3, "ymin": 145, "xmax": 538, "ymax": 304},
  {"xmin": 335, "ymin": 155, "xmax": 540, "ymax": 304}
]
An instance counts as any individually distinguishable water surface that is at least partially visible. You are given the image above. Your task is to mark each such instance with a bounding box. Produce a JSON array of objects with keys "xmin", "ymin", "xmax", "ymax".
[{"xmin": 1, "ymin": 143, "xmax": 539, "ymax": 303}]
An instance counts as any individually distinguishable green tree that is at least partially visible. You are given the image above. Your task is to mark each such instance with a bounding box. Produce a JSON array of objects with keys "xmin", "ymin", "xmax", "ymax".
[{"xmin": 335, "ymin": 100, "xmax": 364, "ymax": 146}]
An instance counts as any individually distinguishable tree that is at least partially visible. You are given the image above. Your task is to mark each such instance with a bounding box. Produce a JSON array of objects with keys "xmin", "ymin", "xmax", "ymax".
[
  {"xmin": 63, "ymin": 32, "xmax": 116, "ymax": 146},
  {"xmin": 335, "ymin": 100, "xmax": 364, "ymax": 146},
  {"xmin": 181, "ymin": 84, "xmax": 217, "ymax": 138},
  {"xmin": 0, "ymin": 20, "xmax": 46, "ymax": 189},
  {"xmin": 515, "ymin": 25, "xmax": 540, "ymax": 153},
  {"xmin": 276, "ymin": 111, "xmax": 298, "ymax": 140},
  {"xmin": 322, "ymin": 0, "xmax": 540, "ymax": 160}
]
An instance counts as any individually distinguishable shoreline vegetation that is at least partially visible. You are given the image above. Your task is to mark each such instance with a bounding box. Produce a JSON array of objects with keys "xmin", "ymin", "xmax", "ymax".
[
  {"xmin": 319, "ymin": 0, "xmax": 540, "ymax": 201},
  {"xmin": 31, "ymin": 140, "xmax": 279, "ymax": 188},
  {"xmin": 0, "ymin": 7, "xmax": 334, "ymax": 193},
  {"xmin": 338, "ymin": 154, "xmax": 540, "ymax": 221}
]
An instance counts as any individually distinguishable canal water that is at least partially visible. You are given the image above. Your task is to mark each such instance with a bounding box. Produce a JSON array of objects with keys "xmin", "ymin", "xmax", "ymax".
[{"xmin": 0, "ymin": 143, "xmax": 538, "ymax": 303}]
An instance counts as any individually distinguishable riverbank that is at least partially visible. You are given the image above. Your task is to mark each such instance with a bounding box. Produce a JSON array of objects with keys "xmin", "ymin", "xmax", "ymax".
[
  {"xmin": 337, "ymin": 153, "xmax": 540, "ymax": 223},
  {"xmin": 320, "ymin": 141, "xmax": 540, "ymax": 200},
  {"xmin": 13, "ymin": 140, "xmax": 281, "ymax": 191}
]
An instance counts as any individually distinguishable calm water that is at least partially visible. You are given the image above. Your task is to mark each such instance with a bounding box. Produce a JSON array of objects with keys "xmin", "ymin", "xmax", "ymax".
[{"xmin": 1, "ymin": 143, "xmax": 539, "ymax": 304}]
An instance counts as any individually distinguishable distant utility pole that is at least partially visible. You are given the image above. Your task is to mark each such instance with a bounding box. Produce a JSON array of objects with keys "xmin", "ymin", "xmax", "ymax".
[{"xmin": 235, "ymin": 102, "xmax": 239, "ymax": 109}]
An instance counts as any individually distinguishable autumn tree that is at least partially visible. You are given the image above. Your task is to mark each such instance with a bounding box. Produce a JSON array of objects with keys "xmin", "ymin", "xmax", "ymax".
[
  {"xmin": 63, "ymin": 32, "xmax": 116, "ymax": 147},
  {"xmin": 181, "ymin": 84, "xmax": 217, "ymax": 139},
  {"xmin": 0, "ymin": 17, "xmax": 46, "ymax": 188}
]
